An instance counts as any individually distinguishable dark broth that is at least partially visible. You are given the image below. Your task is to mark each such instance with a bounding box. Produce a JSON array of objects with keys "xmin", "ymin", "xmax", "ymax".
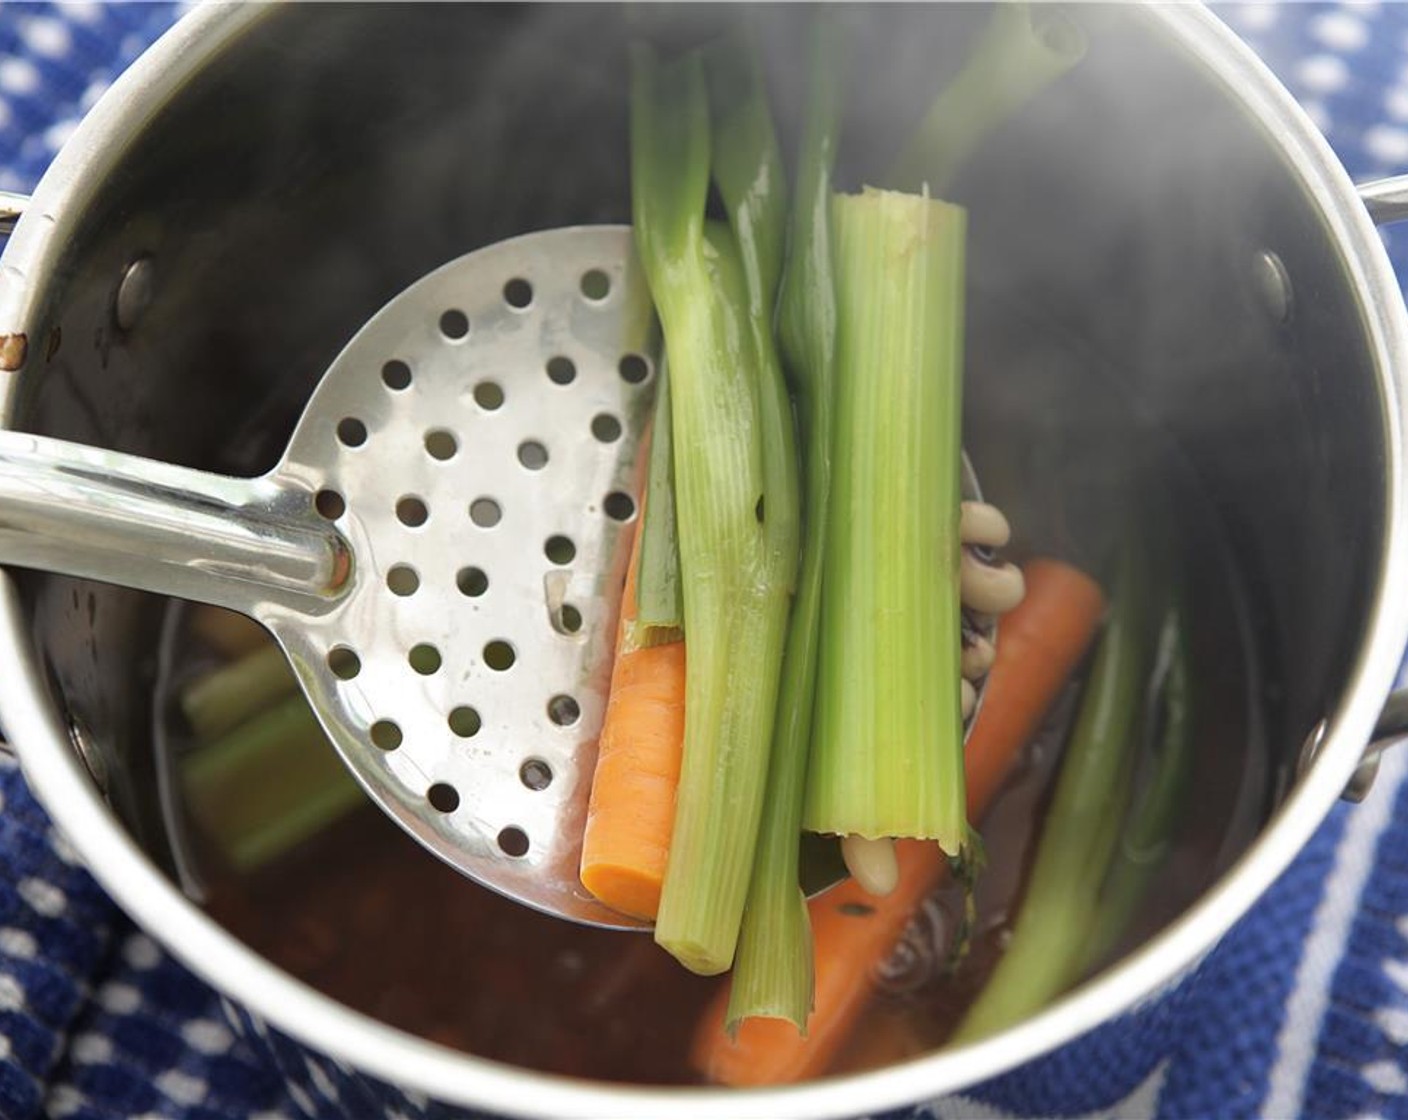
[{"xmin": 153, "ymin": 243, "xmax": 1269, "ymax": 1090}]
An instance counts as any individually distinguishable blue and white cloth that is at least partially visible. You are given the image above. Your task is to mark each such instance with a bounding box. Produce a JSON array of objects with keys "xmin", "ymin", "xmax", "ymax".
[{"xmin": 0, "ymin": 3, "xmax": 1406, "ymax": 1117}]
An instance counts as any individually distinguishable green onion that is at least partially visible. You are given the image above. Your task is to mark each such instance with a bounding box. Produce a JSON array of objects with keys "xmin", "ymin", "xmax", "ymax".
[
  {"xmin": 724, "ymin": 14, "xmax": 843, "ymax": 1032},
  {"xmin": 803, "ymin": 186, "xmax": 968, "ymax": 855},
  {"xmin": 631, "ymin": 355, "xmax": 683, "ymax": 646},
  {"xmin": 631, "ymin": 44, "xmax": 798, "ymax": 976},
  {"xmin": 181, "ymin": 644, "xmax": 298, "ymax": 742},
  {"xmin": 952, "ymin": 542, "xmax": 1153, "ymax": 1043},
  {"xmin": 1083, "ymin": 601, "xmax": 1193, "ymax": 972},
  {"xmin": 887, "ymin": 3, "xmax": 1087, "ymax": 195},
  {"xmin": 182, "ymin": 693, "xmax": 364, "ymax": 872}
]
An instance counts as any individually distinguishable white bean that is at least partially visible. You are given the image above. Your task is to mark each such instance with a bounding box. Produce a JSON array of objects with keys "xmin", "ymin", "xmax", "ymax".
[
  {"xmin": 961, "ymin": 633, "xmax": 996, "ymax": 679},
  {"xmin": 961, "ymin": 678, "xmax": 977, "ymax": 719},
  {"xmin": 960, "ymin": 552, "xmax": 1026, "ymax": 615},
  {"xmin": 841, "ymin": 835, "xmax": 898, "ymax": 897},
  {"xmin": 960, "ymin": 501, "xmax": 1011, "ymax": 548}
]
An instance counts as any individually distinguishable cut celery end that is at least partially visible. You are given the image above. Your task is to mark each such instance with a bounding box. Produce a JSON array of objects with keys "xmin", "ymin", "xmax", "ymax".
[{"xmin": 804, "ymin": 187, "xmax": 967, "ymax": 854}]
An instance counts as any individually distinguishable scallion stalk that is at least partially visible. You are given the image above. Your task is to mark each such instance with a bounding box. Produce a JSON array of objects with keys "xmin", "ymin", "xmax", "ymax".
[
  {"xmin": 951, "ymin": 543, "xmax": 1152, "ymax": 1043},
  {"xmin": 726, "ymin": 14, "xmax": 844, "ymax": 1033},
  {"xmin": 1082, "ymin": 601, "xmax": 1193, "ymax": 972},
  {"xmin": 631, "ymin": 44, "xmax": 797, "ymax": 976},
  {"xmin": 631, "ymin": 356, "xmax": 683, "ymax": 646},
  {"xmin": 803, "ymin": 187, "xmax": 968, "ymax": 855},
  {"xmin": 887, "ymin": 3, "xmax": 1087, "ymax": 195}
]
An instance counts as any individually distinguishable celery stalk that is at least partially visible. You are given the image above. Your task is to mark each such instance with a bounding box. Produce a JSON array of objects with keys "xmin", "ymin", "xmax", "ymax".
[
  {"xmin": 804, "ymin": 187, "xmax": 967, "ymax": 854},
  {"xmin": 632, "ymin": 45, "xmax": 796, "ymax": 975},
  {"xmin": 632, "ymin": 356, "xmax": 683, "ymax": 645},
  {"xmin": 726, "ymin": 15, "xmax": 843, "ymax": 1032},
  {"xmin": 887, "ymin": 3, "xmax": 1086, "ymax": 195},
  {"xmin": 952, "ymin": 545, "xmax": 1152, "ymax": 1043},
  {"xmin": 181, "ymin": 644, "xmax": 298, "ymax": 743}
]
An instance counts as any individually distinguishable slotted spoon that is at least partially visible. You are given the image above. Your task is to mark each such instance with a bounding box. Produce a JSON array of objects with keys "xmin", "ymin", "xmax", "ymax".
[{"xmin": 1, "ymin": 225, "xmax": 987, "ymax": 930}]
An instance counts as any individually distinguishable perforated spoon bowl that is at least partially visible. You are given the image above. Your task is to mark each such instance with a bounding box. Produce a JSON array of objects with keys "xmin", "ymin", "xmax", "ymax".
[
  {"xmin": 2, "ymin": 226, "xmax": 658, "ymax": 927},
  {"xmin": 0, "ymin": 224, "xmax": 990, "ymax": 929}
]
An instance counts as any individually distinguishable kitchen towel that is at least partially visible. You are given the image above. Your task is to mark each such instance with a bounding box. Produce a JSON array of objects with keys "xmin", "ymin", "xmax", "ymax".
[{"xmin": 0, "ymin": 3, "xmax": 1406, "ymax": 1118}]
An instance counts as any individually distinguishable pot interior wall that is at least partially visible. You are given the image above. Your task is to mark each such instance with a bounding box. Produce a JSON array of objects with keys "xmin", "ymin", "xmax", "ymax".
[{"xmin": 3, "ymin": 0, "xmax": 1386, "ymax": 1078}]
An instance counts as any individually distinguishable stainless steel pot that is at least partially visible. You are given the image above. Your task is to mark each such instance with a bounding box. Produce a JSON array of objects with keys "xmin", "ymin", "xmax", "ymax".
[{"xmin": 0, "ymin": 3, "xmax": 1406, "ymax": 1118}]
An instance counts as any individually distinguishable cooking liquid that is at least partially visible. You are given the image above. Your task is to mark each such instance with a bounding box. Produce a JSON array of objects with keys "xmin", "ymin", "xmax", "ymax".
[{"xmin": 154, "ymin": 289, "xmax": 1268, "ymax": 1085}]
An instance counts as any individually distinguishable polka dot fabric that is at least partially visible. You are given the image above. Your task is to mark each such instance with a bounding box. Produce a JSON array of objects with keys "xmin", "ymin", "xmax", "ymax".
[{"xmin": 0, "ymin": 4, "xmax": 1407, "ymax": 1119}]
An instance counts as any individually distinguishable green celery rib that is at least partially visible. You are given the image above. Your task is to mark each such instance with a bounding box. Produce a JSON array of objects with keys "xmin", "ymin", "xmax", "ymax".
[
  {"xmin": 632, "ymin": 44, "xmax": 795, "ymax": 976},
  {"xmin": 886, "ymin": 3, "xmax": 1087, "ymax": 195},
  {"xmin": 726, "ymin": 13, "xmax": 843, "ymax": 1033},
  {"xmin": 804, "ymin": 187, "xmax": 968, "ymax": 855},
  {"xmin": 1083, "ymin": 600, "xmax": 1194, "ymax": 972},
  {"xmin": 632, "ymin": 354, "xmax": 683, "ymax": 646},
  {"xmin": 182, "ymin": 693, "xmax": 364, "ymax": 872},
  {"xmin": 951, "ymin": 544, "xmax": 1152, "ymax": 1044},
  {"xmin": 181, "ymin": 644, "xmax": 299, "ymax": 743}
]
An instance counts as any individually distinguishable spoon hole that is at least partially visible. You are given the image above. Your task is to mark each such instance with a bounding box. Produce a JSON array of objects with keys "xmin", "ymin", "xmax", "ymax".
[
  {"xmin": 382, "ymin": 360, "xmax": 412, "ymax": 391},
  {"xmin": 591, "ymin": 414, "xmax": 622, "ymax": 443},
  {"xmin": 327, "ymin": 647, "xmax": 361, "ymax": 680},
  {"xmin": 456, "ymin": 567, "xmax": 489, "ymax": 597},
  {"xmin": 315, "ymin": 489, "xmax": 345, "ymax": 520},
  {"xmin": 428, "ymin": 783, "xmax": 460, "ymax": 813},
  {"xmin": 580, "ymin": 269, "xmax": 610, "ymax": 301},
  {"xmin": 497, "ymin": 826, "xmax": 529, "ymax": 857},
  {"xmin": 409, "ymin": 643, "xmax": 442, "ymax": 675},
  {"xmin": 503, "ymin": 278, "xmax": 533, "ymax": 310},
  {"xmin": 370, "ymin": 720, "xmax": 402, "ymax": 751},
  {"xmin": 386, "ymin": 565, "xmax": 419, "ymax": 596},
  {"xmin": 554, "ymin": 604, "xmax": 583, "ymax": 635},
  {"xmin": 448, "ymin": 706, "xmax": 481, "ymax": 738},
  {"xmin": 336, "ymin": 418, "xmax": 367, "ymax": 447},
  {"xmin": 439, "ymin": 309, "xmax": 469, "ymax": 340},
  {"xmin": 397, "ymin": 497, "xmax": 429, "ymax": 527},
  {"xmin": 547, "ymin": 694, "xmax": 580, "ymax": 727},
  {"xmin": 544, "ymin": 535, "xmax": 576, "ymax": 565},
  {"xmin": 520, "ymin": 759, "xmax": 553, "ymax": 791},
  {"xmin": 470, "ymin": 498, "xmax": 501, "ymax": 528},
  {"xmin": 473, "ymin": 381, "xmax": 504, "ymax": 410},
  {"xmin": 484, "ymin": 641, "xmax": 515, "ymax": 671},
  {"xmin": 619, "ymin": 354, "xmax": 650, "ymax": 385},
  {"xmin": 546, "ymin": 356, "xmax": 576, "ymax": 385},
  {"xmin": 425, "ymin": 430, "xmax": 458, "ymax": 461},
  {"xmin": 517, "ymin": 441, "xmax": 549, "ymax": 470},
  {"xmin": 603, "ymin": 492, "xmax": 636, "ymax": 522}
]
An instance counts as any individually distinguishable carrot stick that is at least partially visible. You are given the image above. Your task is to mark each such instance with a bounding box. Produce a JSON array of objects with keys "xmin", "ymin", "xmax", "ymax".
[
  {"xmin": 689, "ymin": 558, "xmax": 1106, "ymax": 1086},
  {"xmin": 579, "ymin": 520, "xmax": 687, "ymax": 921}
]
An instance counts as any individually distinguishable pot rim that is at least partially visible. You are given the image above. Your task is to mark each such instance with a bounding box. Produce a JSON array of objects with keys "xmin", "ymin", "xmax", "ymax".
[{"xmin": 0, "ymin": 4, "xmax": 1404, "ymax": 1118}]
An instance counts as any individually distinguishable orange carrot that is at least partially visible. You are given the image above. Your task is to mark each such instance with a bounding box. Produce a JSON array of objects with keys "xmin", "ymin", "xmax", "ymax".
[
  {"xmin": 579, "ymin": 523, "xmax": 687, "ymax": 921},
  {"xmin": 689, "ymin": 558, "xmax": 1106, "ymax": 1086}
]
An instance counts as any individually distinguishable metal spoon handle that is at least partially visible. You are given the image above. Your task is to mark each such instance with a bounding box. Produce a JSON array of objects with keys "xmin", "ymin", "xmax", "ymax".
[{"xmin": 0, "ymin": 431, "xmax": 348, "ymax": 614}]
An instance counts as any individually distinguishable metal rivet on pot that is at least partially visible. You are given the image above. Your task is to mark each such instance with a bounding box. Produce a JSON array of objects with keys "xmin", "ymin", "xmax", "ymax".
[
  {"xmin": 67, "ymin": 716, "xmax": 109, "ymax": 795},
  {"xmin": 115, "ymin": 257, "xmax": 155, "ymax": 332},
  {"xmin": 1295, "ymin": 718, "xmax": 1328, "ymax": 782},
  {"xmin": 1253, "ymin": 249, "xmax": 1294, "ymax": 325}
]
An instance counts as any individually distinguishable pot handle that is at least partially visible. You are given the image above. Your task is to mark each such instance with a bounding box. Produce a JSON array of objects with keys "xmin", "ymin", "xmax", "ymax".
[
  {"xmin": 1359, "ymin": 174, "xmax": 1408, "ymax": 224},
  {"xmin": 1339, "ymin": 175, "xmax": 1408, "ymax": 800},
  {"xmin": 0, "ymin": 192, "xmax": 26, "ymax": 238}
]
